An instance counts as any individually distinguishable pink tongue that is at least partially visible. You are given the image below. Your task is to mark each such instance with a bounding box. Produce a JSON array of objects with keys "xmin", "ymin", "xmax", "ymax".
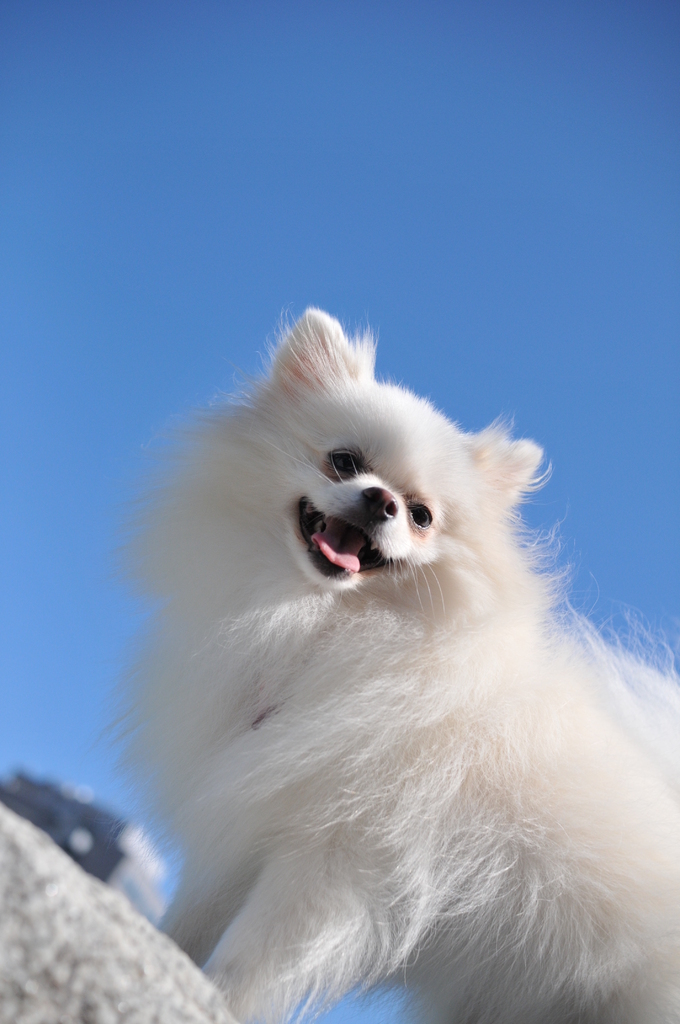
[
  {"xmin": 312, "ymin": 536, "xmax": 361, "ymax": 573},
  {"xmin": 311, "ymin": 517, "xmax": 364, "ymax": 574}
]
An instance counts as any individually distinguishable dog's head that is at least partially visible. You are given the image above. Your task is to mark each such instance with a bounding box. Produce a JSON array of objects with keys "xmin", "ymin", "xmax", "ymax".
[{"xmin": 256, "ymin": 310, "xmax": 545, "ymax": 611}]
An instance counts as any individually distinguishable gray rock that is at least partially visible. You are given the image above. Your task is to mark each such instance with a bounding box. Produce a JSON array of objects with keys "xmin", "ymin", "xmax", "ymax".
[{"xmin": 0, "ymin": 802, "xmax": 239, "ymax": 1024}]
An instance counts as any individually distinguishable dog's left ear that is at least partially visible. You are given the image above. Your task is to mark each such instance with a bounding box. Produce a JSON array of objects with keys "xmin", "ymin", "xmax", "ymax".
[
  {"xmin": 471, "ymin": 427, "xmax": 546, "ymax": 508},
  {"xmin": 271, "ymin": 309, "xmax": 375, "ymax": 396}
]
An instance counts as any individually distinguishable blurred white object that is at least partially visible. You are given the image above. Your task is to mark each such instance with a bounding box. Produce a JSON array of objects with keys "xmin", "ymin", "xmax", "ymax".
[{"xmin": 108, "ymin": 824, "xmax": 167, "ymax": 926}]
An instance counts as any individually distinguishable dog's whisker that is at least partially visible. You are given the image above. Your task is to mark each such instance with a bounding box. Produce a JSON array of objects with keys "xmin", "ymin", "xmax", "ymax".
[
  {"xmin": 417, "ymin": 562, "xmax": 435, "ymax": 617},
  {"xmin": 428, "ymin": 564, "xmax": 446, "ymax": 619},
  {"xmin": 258, "ymin": 436, "xmax": 327, "ymax": 480}
]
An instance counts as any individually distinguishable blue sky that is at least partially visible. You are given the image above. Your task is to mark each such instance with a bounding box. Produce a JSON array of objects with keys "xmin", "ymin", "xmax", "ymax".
[{"xmin": 1, "ymin": 3, "xmax": 678, "ymax": 1020}]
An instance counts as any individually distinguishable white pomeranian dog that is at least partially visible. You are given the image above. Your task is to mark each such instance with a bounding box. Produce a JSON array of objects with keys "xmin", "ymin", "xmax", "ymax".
[{"xmin": 123, "ymin": 309, "xmax": 680, "ymax": 1023}]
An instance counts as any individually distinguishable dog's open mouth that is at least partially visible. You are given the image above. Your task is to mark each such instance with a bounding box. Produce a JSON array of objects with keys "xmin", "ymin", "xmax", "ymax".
[{"xmin": 299, "ymin": 498, "xmax": 387, "ymax": 577}]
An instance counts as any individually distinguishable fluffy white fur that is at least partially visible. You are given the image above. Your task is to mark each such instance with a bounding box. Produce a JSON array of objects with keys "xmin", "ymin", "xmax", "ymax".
[{"xmin": 123, "ymin": 309, "xmax": 680, "ymax": 1023}]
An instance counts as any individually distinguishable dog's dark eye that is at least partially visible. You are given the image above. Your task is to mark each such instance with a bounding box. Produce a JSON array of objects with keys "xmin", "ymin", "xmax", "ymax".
[
  {"xmin": 409, "ymin": 504, "xmax": 432, "ymax": 529},
  {"xmin": 329, "ymin": 450, "xmax": 362, "ymax": 477}
]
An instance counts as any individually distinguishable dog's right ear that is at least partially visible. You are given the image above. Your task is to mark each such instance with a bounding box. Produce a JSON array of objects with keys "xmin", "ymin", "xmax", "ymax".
[{"xmin": 271, "ymin": 309, "xmax": 375, "ymax": 396}]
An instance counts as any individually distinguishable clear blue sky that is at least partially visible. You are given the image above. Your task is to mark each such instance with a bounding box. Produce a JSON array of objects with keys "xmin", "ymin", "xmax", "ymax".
[{"xmin": 1, "ymin": 3, "xmax": 678, "ymax": 1020}]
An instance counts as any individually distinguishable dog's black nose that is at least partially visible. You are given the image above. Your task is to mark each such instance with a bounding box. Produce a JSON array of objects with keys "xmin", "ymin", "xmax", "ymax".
[{"xmin": 362, "ymin": 487, "xmax": 399, "ymax": 521}]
